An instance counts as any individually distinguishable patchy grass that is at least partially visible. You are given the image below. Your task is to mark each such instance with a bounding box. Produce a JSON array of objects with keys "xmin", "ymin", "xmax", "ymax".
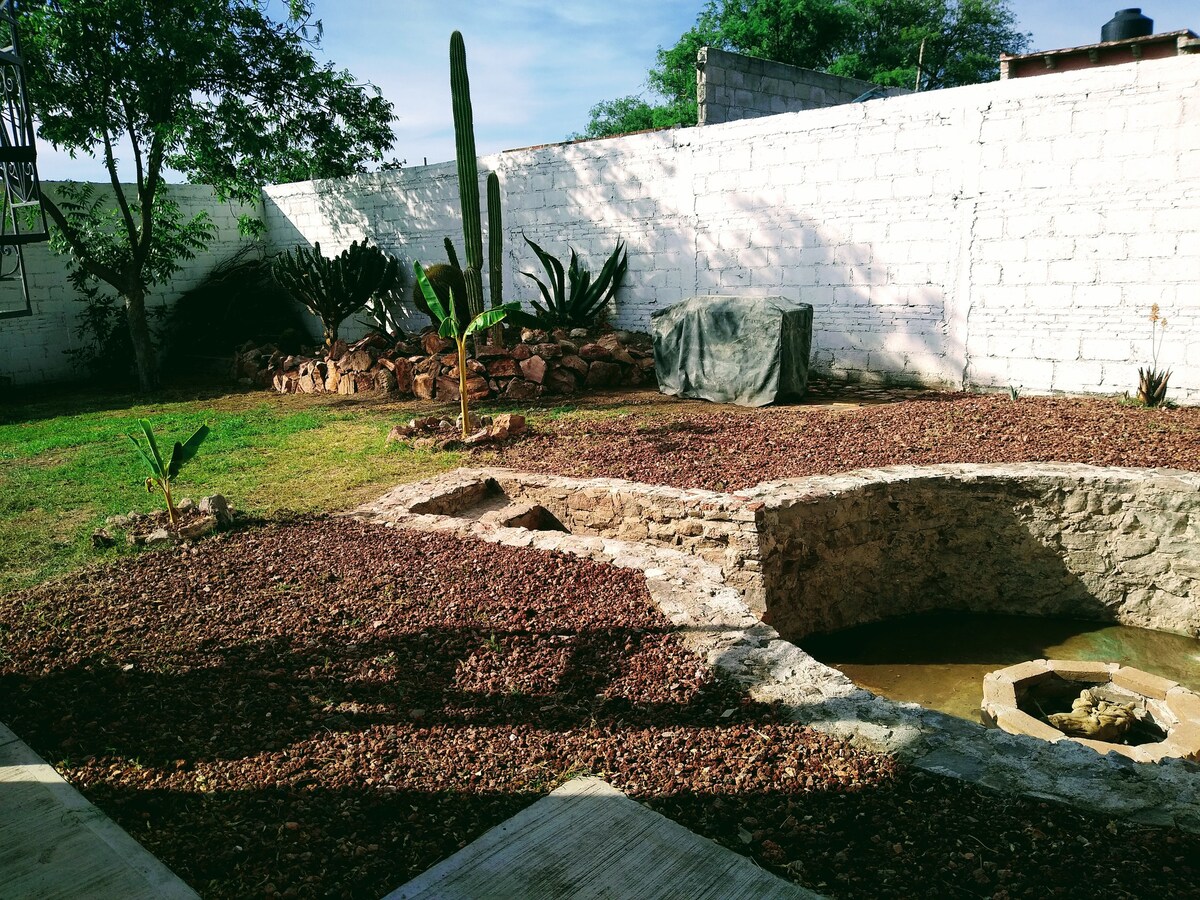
[{"xmin": 0, "ymin": 387, "xmax": 473, "ymax": 595}]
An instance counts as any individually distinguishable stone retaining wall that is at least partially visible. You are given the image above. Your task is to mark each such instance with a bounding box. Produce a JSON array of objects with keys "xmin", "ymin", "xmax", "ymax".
[
  {"xmin": 352, "ymin": 464, "xmax": 1200, "ymax": 830},
  {"xmin": 742, "ymin": 465, "xmax": 1200, "ymax": 640},
  {"xmin": 358, "ymin": 463, "xmax": 1200, "ymax": 639}
]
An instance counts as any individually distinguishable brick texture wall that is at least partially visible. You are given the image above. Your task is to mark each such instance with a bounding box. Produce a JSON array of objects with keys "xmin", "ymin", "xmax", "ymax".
[
  {"xmin": 0, "ymin": 183, "xmax": 261, "ymax": 385},
  {"xmin": 11, "ymin": 55, "xmax": 1200, "ymax": 402}
]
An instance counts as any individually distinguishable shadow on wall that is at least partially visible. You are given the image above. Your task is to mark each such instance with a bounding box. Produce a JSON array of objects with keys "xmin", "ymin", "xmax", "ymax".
[
  {"xmin": 262, "ymin": 165, "xmax": 466, "ymax": 340},
  {"xmin": 260, "ymin": 114, "xmax": 971, "ymax": 389},
  {"xmin": 758, "ymin": 474, "xmax": 1198, "ymax": 643}
]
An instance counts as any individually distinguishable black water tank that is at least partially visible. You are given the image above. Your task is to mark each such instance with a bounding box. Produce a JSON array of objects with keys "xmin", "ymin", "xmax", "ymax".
[{"xmin": 1102, "ymin": 8, "xmax": 1154, "ymax": 42}]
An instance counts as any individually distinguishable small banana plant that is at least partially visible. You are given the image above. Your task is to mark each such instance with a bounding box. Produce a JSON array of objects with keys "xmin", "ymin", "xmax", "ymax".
[
  {"xmin": 127, "ymin": 419, "xmax": 210, "ymax": 527},
  {"xmin": 414, "ymin": 261, "xmax": 519, "ymax": 439}
]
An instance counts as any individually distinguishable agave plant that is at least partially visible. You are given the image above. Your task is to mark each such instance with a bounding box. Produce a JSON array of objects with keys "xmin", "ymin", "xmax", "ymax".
[
  {"xmin": 414, "ymin": 261, "xmax": 519, "ymax": 439},
  {"xmin": 127, "ymin": 419, "xmax": 210, "ymax": 527},
  {"xmin": 1137, "ymin": 304, "xmax": 1171, "ymax": 407},
  {"xmin": 521, "ymin": 235, "xmax": 627, "ymax": 328}
]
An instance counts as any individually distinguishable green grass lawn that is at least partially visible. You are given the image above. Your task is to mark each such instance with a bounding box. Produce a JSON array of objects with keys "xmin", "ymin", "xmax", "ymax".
[
  {"xmin": 0, "ymin": 382, "xmax": 674, "ymax": 596},
  {"xmin": 0, "ymin": 386, "xmax": 472, "ymax": 595}
]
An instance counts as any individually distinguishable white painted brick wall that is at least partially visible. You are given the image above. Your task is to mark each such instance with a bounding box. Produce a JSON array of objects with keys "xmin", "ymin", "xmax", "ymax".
[
  {"xmin": 0, "ymin": 183, "xmax": 261, "ymax": 385},
  {"xmin": 15, "ymin": 53, "xmax": 1191, "ymax": 403}
]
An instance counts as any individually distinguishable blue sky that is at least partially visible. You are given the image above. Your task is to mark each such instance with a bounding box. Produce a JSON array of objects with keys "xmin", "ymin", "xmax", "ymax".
[{"xmin": 34, "ymin": 1, "xmax": 1200, "ymax": 181}]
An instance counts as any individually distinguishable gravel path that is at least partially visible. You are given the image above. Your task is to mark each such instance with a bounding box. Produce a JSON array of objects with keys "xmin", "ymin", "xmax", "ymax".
[
  {"xmin": 3, "ymin": 519, "xmax": 1197, "ymax": 899},
  {"xmin": 485, "ymin": 394, "xmax": 1200, "ymax": 490}
]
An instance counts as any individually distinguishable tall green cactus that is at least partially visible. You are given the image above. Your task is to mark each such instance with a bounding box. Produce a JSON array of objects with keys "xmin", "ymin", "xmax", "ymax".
[
  {"xmin": 487, "ymin": 172, "xmax": 503, "ymax": 310},
  {"xmin": 450, "ymin": 31, "xmax": 484, "ymax": 323},
  {"xmin": 486, "ymin": 171, "xmax": 505, "ymax": 346},
  {"xmin": 272, "ymin": 240, "xmax": 399, "ymax": 348},
  {"xmin": 443, "ymin": 236, "xmax": 462, "ymax": 273}
]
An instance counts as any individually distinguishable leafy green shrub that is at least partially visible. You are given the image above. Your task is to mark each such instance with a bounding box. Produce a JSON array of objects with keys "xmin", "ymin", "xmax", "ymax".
[
  {"xmin": 272, "ymin": 240, "xmax": 399, "ymax": 348},
  {"xmin": 521, "ymin": 235, "xmax": 627, "ymax": 328}
]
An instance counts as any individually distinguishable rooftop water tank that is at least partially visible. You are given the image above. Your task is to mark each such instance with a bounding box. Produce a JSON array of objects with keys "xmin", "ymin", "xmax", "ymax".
[{"xmin": 1102, "ymin": 8, "xmax": 1154, "ymax": 42}]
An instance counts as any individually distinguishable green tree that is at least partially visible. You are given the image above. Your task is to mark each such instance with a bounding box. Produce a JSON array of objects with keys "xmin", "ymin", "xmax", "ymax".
[
  {"xmin": 578, "ymin": 0, "xmax": 1027, "ymax": 138},
  {"xmin": 21, "ymin": 0, "xmax": 395, "ymax": 390}
]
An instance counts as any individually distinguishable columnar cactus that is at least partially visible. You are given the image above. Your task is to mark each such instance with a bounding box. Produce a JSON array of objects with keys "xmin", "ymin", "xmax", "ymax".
[
  {"xmin": 487, "ymin": 172, "xmax": 503, "ymax": 310},
  {"xmin": 450, "ymin": 31, "xmax": 484, "ymax": 323},
  {"xmin": 486, "ymin": 171, "xmax": 505, "ymax": 345}
]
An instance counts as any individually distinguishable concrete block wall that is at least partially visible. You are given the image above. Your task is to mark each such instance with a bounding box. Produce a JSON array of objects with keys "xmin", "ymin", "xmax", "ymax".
[
  {"xmin": 697, "ymin": 47, "xmax": 910, "ymax": 125},
  {"xmin": 265, "ymin": 54, "xmax": 1200, "ymax": 402},
  {"xmin": 13, "ymin": 55, "xmax": 1198, "ymax": 401},
  {"xmin": 0, "ymin": 183, "xmax": 261, "ymax": 385}
]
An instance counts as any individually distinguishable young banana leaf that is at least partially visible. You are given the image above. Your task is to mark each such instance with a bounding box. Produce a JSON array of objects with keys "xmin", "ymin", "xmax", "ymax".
[{"xmin": 168, "ymin": 425, "xmax": 211, "ymax": 479}]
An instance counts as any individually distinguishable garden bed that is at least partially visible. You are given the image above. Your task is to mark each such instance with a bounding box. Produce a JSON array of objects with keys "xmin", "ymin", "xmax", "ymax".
[
  {"xmin": 484, "ymin": 393, "xmax": 1200, "ymax": 490},
  {"xmin": 2, "ymin": 519, "xmax": 1197, "ymax": 898}
]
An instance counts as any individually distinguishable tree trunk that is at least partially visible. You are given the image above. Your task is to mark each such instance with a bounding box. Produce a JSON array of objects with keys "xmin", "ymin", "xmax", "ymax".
[{"xmin": 124, "ymin": 286, "xmax": 159, "ymax": 391}]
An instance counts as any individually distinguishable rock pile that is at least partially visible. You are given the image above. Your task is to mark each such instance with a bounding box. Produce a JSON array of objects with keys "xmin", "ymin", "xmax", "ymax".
[
  {"xmin": 247, "ymin": 327, "xmax": 656, "ymax": 400},
  {"xmin": 92, "ymin": 495, "xmax": 237, "ymax": 549},
  {"xmin": 387, "ymin": 413, "xmax": 528, "ymax": 451}
]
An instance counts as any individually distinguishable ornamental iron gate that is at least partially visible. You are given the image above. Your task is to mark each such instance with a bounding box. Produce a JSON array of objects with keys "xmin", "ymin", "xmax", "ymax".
[{"xmin": 0, "ymin": 0, "xmax": 49, "ymax": 320}]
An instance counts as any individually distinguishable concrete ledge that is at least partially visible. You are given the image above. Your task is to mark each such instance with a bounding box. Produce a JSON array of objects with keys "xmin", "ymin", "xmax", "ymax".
[
  {"xmin": 0, "ymin": 723, "xmax": 198, "ymax": 899},
  {"xmin": 388, "ymin": 777, "xmax": 817, "ymax": 899}
]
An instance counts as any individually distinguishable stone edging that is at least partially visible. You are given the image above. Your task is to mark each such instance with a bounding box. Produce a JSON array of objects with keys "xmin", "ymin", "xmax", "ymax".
[{"xmin": 352, "ymin": 466, "xmax": 1200, "ymax": 832}]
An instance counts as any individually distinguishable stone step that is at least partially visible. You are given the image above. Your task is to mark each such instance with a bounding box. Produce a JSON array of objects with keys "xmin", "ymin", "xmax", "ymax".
[
  {"xmin": 388, "ymin": 776, "xmax": 820, "ymax": 900},
  {"xmin": 0, "ymin": 723, "xmax": 198, "ymax": 899}
]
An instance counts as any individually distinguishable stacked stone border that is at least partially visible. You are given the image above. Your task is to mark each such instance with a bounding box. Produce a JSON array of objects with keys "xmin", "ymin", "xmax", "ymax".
[{"xmin": 353, "ymin": 463, "xmax": 1200, "ymax": 831}]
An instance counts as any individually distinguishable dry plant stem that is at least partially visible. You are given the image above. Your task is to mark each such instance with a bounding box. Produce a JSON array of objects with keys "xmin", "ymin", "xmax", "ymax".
[{"xmin": 457, "ymin": 337, "xmax": 470, "ymax": 439}]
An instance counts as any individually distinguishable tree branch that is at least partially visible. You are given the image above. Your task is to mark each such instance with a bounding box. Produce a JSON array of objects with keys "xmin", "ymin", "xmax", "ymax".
[
  {"xmin": 40, "ymin": 193, "xmax": 125, "ymax": 289},
  {"xmin": 100, "ymin": 121, "xmax": 140, "ymax": 253},
  {"xmin": 123, "ymin": 98, "xmax": 146, "ymax": 198},
  {"xmin": 132, "ymin": 131, "xmax": 165, "ymax": 270}
]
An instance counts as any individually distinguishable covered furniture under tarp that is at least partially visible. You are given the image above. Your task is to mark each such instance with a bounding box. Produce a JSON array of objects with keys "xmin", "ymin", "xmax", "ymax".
[{"xmin": 651, "ymin": 295, "xmax": 813, "ymax": 407}]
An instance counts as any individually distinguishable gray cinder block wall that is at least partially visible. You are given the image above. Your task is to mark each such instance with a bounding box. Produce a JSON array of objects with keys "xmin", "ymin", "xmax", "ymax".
[
  {"xmin": 264, "ymin": 55, "xmax": 1200, "ymax": 403},
  {"xmin": 696, "ymin": 46, "xmax": 910, "ymax": 125},
  {"xmin": 0, "ymin": 184, "xmax": 261, "ymax": 385}
]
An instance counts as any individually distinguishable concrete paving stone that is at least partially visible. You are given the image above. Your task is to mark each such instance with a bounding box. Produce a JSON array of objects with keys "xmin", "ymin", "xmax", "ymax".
[
  {"xmin": 0, "ymin": 723, "xmax": 198, "ymax": 900},
  {"xmin": 388, "ymin": 777, "xmax": 820, "ymax": 900}
]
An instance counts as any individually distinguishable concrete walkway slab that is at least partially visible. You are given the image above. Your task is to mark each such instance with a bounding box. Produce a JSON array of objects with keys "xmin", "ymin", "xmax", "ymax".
[
  {"xmin": 0, "ymin": 723, "xmax": 198, "ymax": 900},
  {"xmin": 388, "ymin": 776, "xmax": 820, "ymax": 900}
]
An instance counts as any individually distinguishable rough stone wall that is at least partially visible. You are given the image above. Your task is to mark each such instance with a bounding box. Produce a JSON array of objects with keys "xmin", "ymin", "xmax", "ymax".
[
  {"xmin": 487, "ymin": 471, "xmax": 765, "ymax": 599},
  {"xmin": 263, "ymin": 55, "xmax": 1200, "ymax": 403},
  {"xmin": 0, "ymin": 183, "xmax": 262, "ymax": 385},
  {"xmin": 745, "ymin": 465, "xmax": 1200, "ymax": 640},
  {"xmin": 353, "ymin": 465, "xmax": 1200, "ymax": 829},
  {"xmin": 697, "ymin": 47, "xmax": 909, "ymax": 125}
]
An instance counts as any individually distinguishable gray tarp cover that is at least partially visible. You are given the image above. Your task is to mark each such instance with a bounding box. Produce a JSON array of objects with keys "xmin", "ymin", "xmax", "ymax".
[{"xmin": 651, "ymin": 295, "xmax": 812, "ymax": 407}]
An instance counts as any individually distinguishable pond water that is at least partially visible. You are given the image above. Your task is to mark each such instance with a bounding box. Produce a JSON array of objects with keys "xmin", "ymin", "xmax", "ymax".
[{"xmin": 801, "ymin": 613, "xmax": 1200, "ymax": 722}]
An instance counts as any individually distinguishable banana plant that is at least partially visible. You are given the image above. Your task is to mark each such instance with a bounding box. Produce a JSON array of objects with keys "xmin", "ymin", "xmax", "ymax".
[
  {"xmin": 127, "ymin": 419, "xmax": 210, "ymax": 527},
  {"xmin": 414, "ymin": 261, "xmax": 518, "ymax": 439}
]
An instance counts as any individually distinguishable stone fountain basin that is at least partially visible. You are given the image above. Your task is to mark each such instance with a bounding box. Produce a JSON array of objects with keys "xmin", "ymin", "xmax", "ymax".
[{"xmin": 982, "ymin": 659, "xmax": 1200, "ymax": 763}]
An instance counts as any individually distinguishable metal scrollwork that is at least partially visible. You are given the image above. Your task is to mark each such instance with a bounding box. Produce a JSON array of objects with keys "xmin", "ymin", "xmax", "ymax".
[{"xmin": 0, "ymin": 0, "xmax": 50, "ymax": 320}]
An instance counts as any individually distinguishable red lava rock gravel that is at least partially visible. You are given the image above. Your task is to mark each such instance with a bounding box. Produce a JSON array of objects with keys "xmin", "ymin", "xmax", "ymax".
[
  {"xmin": 2, "ymin": 519, "xmax": 1197, "ymax": 898},
  {"xmin": 485, "ymin": 394, "xmax": 1200, "ymax": 490}
]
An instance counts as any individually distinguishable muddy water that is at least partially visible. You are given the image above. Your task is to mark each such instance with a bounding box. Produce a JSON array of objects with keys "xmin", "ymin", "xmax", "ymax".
[{"xmin": 801, "ymin": 613, "xmax": 1200, "ymax": 722}]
